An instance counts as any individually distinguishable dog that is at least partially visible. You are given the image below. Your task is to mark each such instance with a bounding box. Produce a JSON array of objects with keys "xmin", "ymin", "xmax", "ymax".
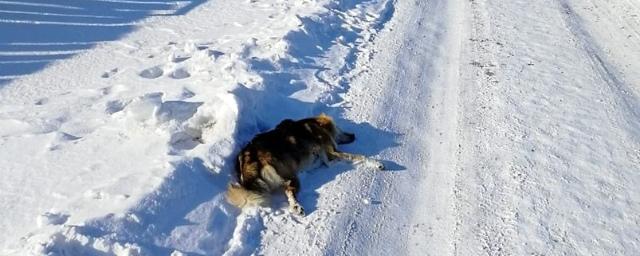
[{"xmin": 226, "ymin": 114, "xmax": 383, "ymax": 215}]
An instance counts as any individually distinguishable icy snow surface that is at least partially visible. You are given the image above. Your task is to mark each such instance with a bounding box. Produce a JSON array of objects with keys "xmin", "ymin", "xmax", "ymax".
[{"xmin": 1, "ymin": 0, "xmax": 639, "ymax": 255}]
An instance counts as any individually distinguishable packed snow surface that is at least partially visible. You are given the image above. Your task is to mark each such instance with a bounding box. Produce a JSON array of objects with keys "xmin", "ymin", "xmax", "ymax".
[{"xmin": 1, "ymin": 0, "xmax": 639, "ymax": 255}]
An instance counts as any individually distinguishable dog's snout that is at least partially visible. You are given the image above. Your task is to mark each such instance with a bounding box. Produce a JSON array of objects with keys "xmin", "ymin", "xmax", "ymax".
[
  {"xmin": 346, "ymin": 133, "xmax": 355, "ymax": 141},
  {"xmin": 337, "ymin": 132, "xmax": 356, "ymax": 144}
]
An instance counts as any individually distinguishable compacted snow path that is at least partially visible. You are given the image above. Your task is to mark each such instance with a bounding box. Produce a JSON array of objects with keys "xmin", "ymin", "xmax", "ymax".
[
  {"xmin": 323, "ymin": 0, "xmax": 464, "ymax": 254},
  {"xmin": 453, "ymin": 0, "xmax": 640, "ymax": 254},
  {"xmin": 308, "ymin": 0, "xmax": 640, "ymax": 254}
]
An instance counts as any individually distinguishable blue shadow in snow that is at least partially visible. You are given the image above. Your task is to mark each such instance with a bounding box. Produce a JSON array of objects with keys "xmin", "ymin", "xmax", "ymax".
[
  {"xmin": 0, "ymin": 0, "xmax": 206, "ymax": 85},
  {"xmin": 46, "ymin": 158, "xmax": 228, "ymax": 256}
]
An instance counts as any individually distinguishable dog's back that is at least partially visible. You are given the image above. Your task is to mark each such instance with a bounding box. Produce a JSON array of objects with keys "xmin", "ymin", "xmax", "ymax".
[{"xmin": 237, "ymin": 118, "xmax": 327, "ymax": 190}]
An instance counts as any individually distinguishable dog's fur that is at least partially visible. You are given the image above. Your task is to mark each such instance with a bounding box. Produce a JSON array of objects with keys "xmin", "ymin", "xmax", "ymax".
[{"xmin": 226, "ymin": 114, "xmax": 379, "ymax": 215}]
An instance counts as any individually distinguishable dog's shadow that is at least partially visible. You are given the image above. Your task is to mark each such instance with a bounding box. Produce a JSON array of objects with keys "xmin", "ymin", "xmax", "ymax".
[
  {"xmin": 233, "ymin": 85, "xmax": 405, "ymax": 215},
  {"xmin": 293, "ymin": 119, "xmax": 405, "ymax": 215}
]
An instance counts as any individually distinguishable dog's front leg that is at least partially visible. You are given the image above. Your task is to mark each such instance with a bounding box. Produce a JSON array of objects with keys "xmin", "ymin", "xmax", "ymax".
[
  {"xmin": 326, "ymin": 146, "xmax": 384, "ymax": 170},
  {"xmin": 326, "ymin": 144, "xmax": 366, "ymax": 163},
  {"xmin": 329, "ymin": 151, "xmax": 366, "ymax": 163},
  {"xmin": 284, "ymin": 179, "xmax": 304, "ymax": 216},
  {"xmin": 319, "ymin": 150, "xmax": 334, "ymax": 167}
]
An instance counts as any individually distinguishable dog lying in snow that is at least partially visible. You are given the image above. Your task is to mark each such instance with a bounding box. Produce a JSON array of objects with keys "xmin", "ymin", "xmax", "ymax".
[{"xmin": 226, "ymin": 114, "xmax": 383, "ymax": 215}]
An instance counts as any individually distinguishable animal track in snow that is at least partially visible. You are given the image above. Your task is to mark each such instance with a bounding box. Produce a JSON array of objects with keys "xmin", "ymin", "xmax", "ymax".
[
  {"xmin": 105, "ymin": 100, "xmax": 128, "ymax": 114},
  {"xmin": 208, "ymin": 50, "xmax": 225, "ymax": 58},
  {"xmin": 83, "ymin": 189, "xmax": 130, "ymax": 201},
  {"xmin": 57, "ymin": 132, "xmax": 82, "ymax": 142},
  {"xmin": 139, "ymin": 66, "xmax": 164, "ymax": 79},
  {"xmin": 100, "ymin": 84, "xmax": 128, "ymax": 97},
  {"xmin": 169, "ymin": 131, "xmax": 203, "ymax": 151},
  {"xmin": 101, "ymin": 68, "xmax": 119, "ymax": 78},
  {"xmin": 171, "ymin": 54, "xmax": 191, "ymax": 63},
  {"xmin": 180, "ymin": 88, "xmax": 196, "ymax": 99},
  {"xmin": 170, "ymin": 68, "xmax": 191, "ymax": 79},
  {"xmin": 196, "ymin": 44, "xmax": 210, "ymax": 50},
  {"xmin": 139, "ymin": 66, "xmax": 192, "ymax": 80},
  {"xmin": 36, "ymin": 211, "xmax": 70, "ymax": 227},
  {"xmin": 135, "ymin": 41, "xmax": 226, "ymax": 81},
  {"xmin": 35, "ymin": 98, "xmax": 49, "ymax": 105},
  {"xmin": 120, "ymin": 92, "xmax": 204, "ymax": 125},
  {"xmin": 84, "ymin": 190, "xmax": 107, "ymax": 200},
  {"xmin": 48, "ymin": 132, "xmax": 83, "ymax": 151}
]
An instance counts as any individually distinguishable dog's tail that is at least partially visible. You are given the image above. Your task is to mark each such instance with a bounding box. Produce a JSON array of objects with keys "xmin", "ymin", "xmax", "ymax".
[{"xmin": 226, "ymin": 183, "xmax": 267, "ymax": 208}]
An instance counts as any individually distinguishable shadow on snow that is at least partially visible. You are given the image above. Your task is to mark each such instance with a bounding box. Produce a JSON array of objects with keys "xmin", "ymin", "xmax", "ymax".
[{"xmin": 0, "ymin": 0, "xmax": 206, "ymax": 85}]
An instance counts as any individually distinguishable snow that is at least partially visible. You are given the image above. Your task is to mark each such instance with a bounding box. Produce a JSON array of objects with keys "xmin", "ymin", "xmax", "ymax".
[
  {"xmin": 454, "ymin": 0, "xmax": 640, "ymax": 254},
  {"xmin": 1, "ymin": 0, "xmax": 640, "ymax": 255}
]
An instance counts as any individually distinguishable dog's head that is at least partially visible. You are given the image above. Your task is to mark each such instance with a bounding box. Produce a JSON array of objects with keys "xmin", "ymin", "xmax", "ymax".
[{"xmin": 315, "ymin": 114, "xmax": 355, "ymax": 144}]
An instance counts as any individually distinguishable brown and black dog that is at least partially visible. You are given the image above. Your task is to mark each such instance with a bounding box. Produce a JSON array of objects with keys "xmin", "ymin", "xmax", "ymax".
[{"xmin": 226, "ymin": 114, "xmax": 383, "ymax": 215}]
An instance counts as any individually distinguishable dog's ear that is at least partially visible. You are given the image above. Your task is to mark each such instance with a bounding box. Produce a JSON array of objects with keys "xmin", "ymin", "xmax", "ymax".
[
  {"xmin": 315, "ymin": 113, "xmax": 333, "ymax": 126},
  {"xmin": 276, "ymin": 119, "xmax": 295, "ymax": 129}
]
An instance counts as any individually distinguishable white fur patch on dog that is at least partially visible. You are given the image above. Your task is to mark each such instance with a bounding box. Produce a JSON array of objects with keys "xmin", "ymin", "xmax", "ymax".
[{"xmin": 261, "ymin": 165, "xmax": 284, "ymax": 190}]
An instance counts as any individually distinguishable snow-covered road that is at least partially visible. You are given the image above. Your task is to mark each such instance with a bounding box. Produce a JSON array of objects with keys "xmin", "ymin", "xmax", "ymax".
[
  {"xmin": 327, "ymin": 0, "xmax": 464, "ymax": 254},
  {"xmin": 455, "ymin": 0, "xmax": 640, "ymax": 254},
  {"xmin": 1, "ymin": 0, "xmax": 639, "ymax": 255}
]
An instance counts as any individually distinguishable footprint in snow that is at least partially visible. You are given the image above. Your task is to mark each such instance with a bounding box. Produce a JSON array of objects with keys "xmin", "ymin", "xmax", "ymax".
[
  {"xmin": 48, "ymin": 132, "xmax": 82, "ymax": 151},
  {"xmin": 171, "ymin": 54, "xmax": 191, "ymax": 63},
  {"xmin": 100, "ymin": 84, "xmax": 128, "ymax": 97},
  {"xmin": 170, "ymin": 68, "xmax": 191, "ymax": 79},
  {"xmin": 196, "ymin": 44, "xmax": 209, "ymax": 50},
  {"xmin": 58, "ymin": 132, "xmax": 82, "ymax": 141},
  {"xmin": 180, "ymin": 88, "xmax": 195, "ymax": 99},
  {"xmin": 35, "ymin": 98, "xmax": 49, "ymax": 105},
  {"xmin": 139, "ymin": 66, "xmax": 164, "ymax": 79},
  {"xmin": 37, "ymin": 211, "xmax": 70, "ymax": 227},
  {"xmin": 208, "ymin": 50, "xmax": 224, "ymax": 59},
  {"xmin": 105, "ymin": 100, "xmax": 128, "ymax": 114},
  {"xmin": 84, "ymin": 190, "xmax": 131, "ymax": 200},
  {"xmin": 101, "ymin": 68, "xmax": 119, "ymax": 78}
]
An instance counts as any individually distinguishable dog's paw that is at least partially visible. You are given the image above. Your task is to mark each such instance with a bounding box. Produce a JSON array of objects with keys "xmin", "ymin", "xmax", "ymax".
[
  {"xmin": 373, "ymin": 160, "xmax": 385, "ymax": 170},
  {"xmin": 290, "ymin": 203, "xmax": 305, "ymax": 216},
  {"xmin": 363, "ymin": 159, "xmax": 384, "ymax": 170}
]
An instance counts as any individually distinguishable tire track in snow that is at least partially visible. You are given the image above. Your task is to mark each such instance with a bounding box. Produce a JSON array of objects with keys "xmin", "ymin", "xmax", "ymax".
[
  {"xmin": 559, "ymin": 0, "xmax": 640, "ymax": 131},
  {"xmin": 453, "ymin": 0, "xmax": 521, "ymax": 254},
  {"xmin": 326, "ymin": 0, "xmax": 465, "ymax": 254},
  {"xmin": 455, "ymin": 0, "xmax": 640, "ymax": 254}
]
